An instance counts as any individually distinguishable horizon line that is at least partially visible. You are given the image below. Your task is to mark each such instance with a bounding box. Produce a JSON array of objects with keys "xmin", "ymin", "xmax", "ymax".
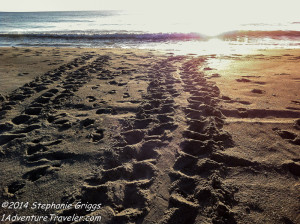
[{"xmin": 0, "ymin": 9, "xmax": 123, "ymax": 13}]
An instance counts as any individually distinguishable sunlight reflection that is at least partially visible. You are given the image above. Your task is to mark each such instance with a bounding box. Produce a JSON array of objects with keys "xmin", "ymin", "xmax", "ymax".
[{"xmin": 136, "ymin": 38, "xmax": 257, "ymax": 56}]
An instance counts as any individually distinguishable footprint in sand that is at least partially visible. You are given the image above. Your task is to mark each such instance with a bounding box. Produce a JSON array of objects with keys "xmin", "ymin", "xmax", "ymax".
[
  {"xmin": 282, "ymin": 160, "xmax": 300, "ymax": 176},
  {"xmin": 86, "ymin": 96, "xmax": 96, "ymax": 102},
  {"xmin": 80, "ymin": 118, "xmax": 95, "ymax": 127},
  {"xmin": 211, "ymin": 73, "xmax": 221, "ymax": 78},
  {"xmin": 23, "ymin": 165, "xmax": 59, "ymax": 182},
  {"xmin": 0, "ymin": 134, "xmax": 27, "ymax": 146},
  {"xmin": 254, "ymin": 81, "xmax": 266, "ymax": 85},
  {"xmin": 123, "ymin": 93, "xmax": 130, "ymax": 98},
  {"xmin": 291, "ymin": 100, "xmax": 300, "ymax": 105},
  {"xmin": 18, "ymin": 72, "xmax": 29, "ymax": 76},
  {"xmin": 108, "ymin": 90, "xmax": 116, "ymax": 94},
  {"xmin": 273, "ymin": 128, "xmax": 296, "ymax": 139},
  {"xmin": 11, "ymin": 115, "xmax": 31, "ymax": 125},
  {"xmin": 0, "ymin": 94, "xmax": 5, "ymax": 102},
  {"xmin": 0, "ymin": 123, "xmax": 14, "ymax": 133},
  {"xmin": 87, "ymin": 130, "xmax": 104, "ymax": 142},
  {"xmin": 236, "ymin": 78, "xmax": 251, "ymax": 82},
  {"xmin": 4, "ymin": 180, "xmax": 26, "ymax": 197},
  {"xmin": 294, "ymin": 119, "xmax": 300, "ymax": 130},
  {"xmin": 251, "ymin": 89, "xmax": 265, "ymax": 94},
  {"xmin": 273, "ymin": 128, "xmax": 300, "ymax": 145},
  {"xmin": 274, "ymin": 73, "xmax": 290, "ymax": 76}
]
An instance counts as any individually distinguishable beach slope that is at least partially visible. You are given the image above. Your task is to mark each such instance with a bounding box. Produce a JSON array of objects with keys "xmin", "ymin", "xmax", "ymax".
[{"xmin": 0, "ymin": 47, "xmax": 299, "ymax": 224}]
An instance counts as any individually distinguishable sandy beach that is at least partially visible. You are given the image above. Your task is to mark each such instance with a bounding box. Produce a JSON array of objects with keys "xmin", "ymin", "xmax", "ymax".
[{"xmin": 0, "ymin": 47, "xmax": 299, "ymax": 224}]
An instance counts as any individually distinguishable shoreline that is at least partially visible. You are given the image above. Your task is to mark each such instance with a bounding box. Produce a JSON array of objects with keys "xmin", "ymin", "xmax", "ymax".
[{"xmin": 0, "ymin": 47, "xmax": 299, "ymax": 223}]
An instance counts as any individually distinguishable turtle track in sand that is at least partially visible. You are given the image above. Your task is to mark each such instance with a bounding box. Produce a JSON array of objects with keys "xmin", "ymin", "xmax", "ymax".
[{"xmin": 1, "ymin": 53, "xmax": 240, "ymax": 223}]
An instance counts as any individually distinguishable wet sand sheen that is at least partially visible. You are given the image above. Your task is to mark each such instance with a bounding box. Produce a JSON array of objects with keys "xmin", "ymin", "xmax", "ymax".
[{"xmin": 0, "ymin": 47, "xmax": 299, "ymax": 224}]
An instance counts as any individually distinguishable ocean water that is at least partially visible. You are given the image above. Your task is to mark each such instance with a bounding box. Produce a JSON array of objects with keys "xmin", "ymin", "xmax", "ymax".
[{"xmin": 1, "ymin": 11, "xmax": 300, "ymax": 55}]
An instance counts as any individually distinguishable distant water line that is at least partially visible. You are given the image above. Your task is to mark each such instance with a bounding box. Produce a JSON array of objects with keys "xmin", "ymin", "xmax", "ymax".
[{"xmin": 1, "ymin": 11, "xmax": 300, "ymax": 55}]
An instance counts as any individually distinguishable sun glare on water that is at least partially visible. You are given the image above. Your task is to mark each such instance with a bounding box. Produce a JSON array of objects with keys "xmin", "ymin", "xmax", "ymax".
[
  {"xmin": 125, "ymin": 9, "xmax": 240, "ymax": 37},
  {"xmin": 129, "ymin": 0, "xmax": 299, "ymax": 38},
  {"xmin": 1, "ymin": 0, "xmax": 299, "ymax": 54}
]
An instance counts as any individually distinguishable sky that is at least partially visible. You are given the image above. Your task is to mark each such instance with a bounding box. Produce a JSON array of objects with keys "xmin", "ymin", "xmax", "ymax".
[{"xmin": 1, "ymin": 0, "xmax": 300, "ymax": 23}]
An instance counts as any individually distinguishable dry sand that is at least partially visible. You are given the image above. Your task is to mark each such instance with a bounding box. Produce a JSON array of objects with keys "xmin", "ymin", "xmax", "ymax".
[{"xmin": 0, "ymin": 47, "xmax": 299, "ymax": 224}]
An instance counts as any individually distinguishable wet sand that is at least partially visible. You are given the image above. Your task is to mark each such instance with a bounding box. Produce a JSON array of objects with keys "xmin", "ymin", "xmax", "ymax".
[{"xmin": 0, "ymin": 47, "xmax": 299, "ymax": 223}]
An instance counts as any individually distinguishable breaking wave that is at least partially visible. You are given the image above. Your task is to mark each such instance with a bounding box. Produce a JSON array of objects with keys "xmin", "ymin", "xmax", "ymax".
[
  {"xmin": 219, "ymin": 30, "xmax": 300, "ymax": 39},
  {"xmin": 0, "ymin": 32, "xmax": 206, "ymax": 41}
]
